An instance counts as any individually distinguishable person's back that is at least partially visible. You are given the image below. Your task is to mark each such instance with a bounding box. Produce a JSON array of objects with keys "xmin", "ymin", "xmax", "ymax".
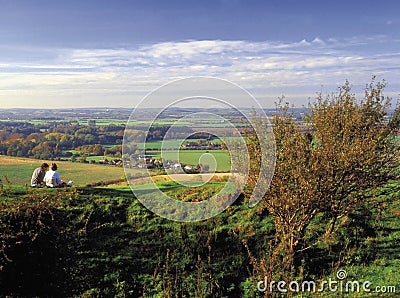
[
  {"xmin": 44, "ymin": 163, "xmax": 64, "ymax": 187},
  {"xmin": 31, "ymin": 163, "xmax": 49, "ymax": 187}
]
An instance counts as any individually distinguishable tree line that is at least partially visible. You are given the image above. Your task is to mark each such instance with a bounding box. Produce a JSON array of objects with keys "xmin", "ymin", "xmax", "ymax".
[
  {"xmin": 0, "ymin": 122, "xmax": 125, "ymax": 159},
  {"xmin": 0, "ymin": 120, "xmax": 204, "ymax": 160}
]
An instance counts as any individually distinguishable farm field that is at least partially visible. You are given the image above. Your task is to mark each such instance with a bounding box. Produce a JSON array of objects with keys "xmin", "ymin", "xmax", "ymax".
[
  {"xmin": 85, "ymin": 155, "xmax": 117, "ymax": 163},
  {"xmin": 0, "ymin": 154, "xmax": 231, "ymax": 187},
  {"xmin": 0, "ymin": 156, "xmax": 126, "ymax": 186},
  {"xmin": 148, "ymin": 149, "xmax": 231, "ymax": 172},
  {"xmin": 132, "ymin": 139, "xmax": 232, "ymax": 172},
  {"xmin": 136, "ymin": 138, "xmax": 225, "ymax": 150}
]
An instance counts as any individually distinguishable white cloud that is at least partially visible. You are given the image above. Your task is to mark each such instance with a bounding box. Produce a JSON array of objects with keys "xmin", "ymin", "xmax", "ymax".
[{"xmin": 0, "ymin": 36, "xmax": 399, "ymax": 108}]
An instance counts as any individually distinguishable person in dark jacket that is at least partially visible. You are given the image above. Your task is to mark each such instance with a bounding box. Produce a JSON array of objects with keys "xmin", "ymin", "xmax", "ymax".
[{"xmin": 30, "ymin": 162, "xmax": 49, "ymax": 187}]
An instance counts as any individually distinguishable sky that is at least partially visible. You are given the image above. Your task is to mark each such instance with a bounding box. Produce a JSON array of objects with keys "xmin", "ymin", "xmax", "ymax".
[{"xmin": 0, "ymin": 0, "xmax": 399, "ymax": 108}]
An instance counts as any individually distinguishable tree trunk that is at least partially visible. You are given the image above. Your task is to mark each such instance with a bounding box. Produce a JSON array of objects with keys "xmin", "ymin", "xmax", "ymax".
[{"xmin": 325, "ymin": 216, "xmax": 338, "ymax": 238}]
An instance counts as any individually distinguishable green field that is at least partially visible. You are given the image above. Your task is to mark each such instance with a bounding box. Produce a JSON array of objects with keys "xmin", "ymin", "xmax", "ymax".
[
  {"xmin": 78, "ymin": 119, "xmax": 127, "ymax": 126},
  {"xmin": 148, "ymin": 150, "xmax": 231, "ymax": 172},
  {"xmin": 0, "ymin": 119, "xmax": 127, "ymax": 126},
  {"xmin": 126, "ymin": 118, "xmax": 248, "ymax": 127},
  {"xmin": 85, "ymin": 155, "xmax": 116, "ymax": 162},
  {"xmin": 133, "ymin": 139, "xmax": 232, "ymax": 172},
  {"xmin": 138, "ymin": 139, "xmax": 183, "ymax": 150},
  {"xmin": 137, "ymin": 139, "xmax": 224, "ymax": 150},
  {"xmin": 0, "ymin": 156, "xmax": 126, "ymax": 186}
]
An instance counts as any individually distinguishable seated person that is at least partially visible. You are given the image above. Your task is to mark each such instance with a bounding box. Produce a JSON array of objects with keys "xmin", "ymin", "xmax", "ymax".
[
  {"xmin": 31, "ymin": 162, "xmax": 49, "ymax": 187},
  {"xmin": 44, "ymin": 163, "xmax": 72, "ymax": 188}
]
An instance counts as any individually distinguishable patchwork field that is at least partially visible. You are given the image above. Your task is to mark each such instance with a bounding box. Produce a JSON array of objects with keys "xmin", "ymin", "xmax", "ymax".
[{"xmin": 147, "ymin": 150, "xmax": 231, "ymax": 172}]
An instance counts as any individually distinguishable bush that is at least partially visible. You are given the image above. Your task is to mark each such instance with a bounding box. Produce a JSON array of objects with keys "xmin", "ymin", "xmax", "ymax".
[{"xmin": 0, "ymin": 188, "xmax": 252, "ymax": 297}]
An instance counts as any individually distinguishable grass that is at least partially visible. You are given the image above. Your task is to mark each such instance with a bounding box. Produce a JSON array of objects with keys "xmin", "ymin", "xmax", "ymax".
[
  {"xmin": 132, "ymin": 180, "xmax": 233, "ymax": 202},
  {"xmin": 0, "ymin": 161, "xmax": 399, "ymax": 296},
  {"xmin": 136, "ymin": 138, "xmax": 234, "ymax": 150},
  {"xmin": 78, "ymin": 119, "xmax": 127, "ymax": 126},
  {"xmin": 85, "ymin": 155, "xmax": 116, "ymax": 162},
  {"xmin": 137, "ymin": 140, "xmax": 183, "ymax": 150},
  {"xmin": 0, "ymin": 153, "xmax": 230, "ymax": 188},
  {"xmin": 148, "ymin": 150, "xmax": 231, "ymax": 172},
  {"xmin": 0, "ymin": 155, "xmax": 126, "ymax": 186},
  {"xmin": 137, "ymin": 139, "xmax": 221, "ymax": 150},
  {"xmin": 134, "ymin": 139, "xmax": 232, "ymax": 172},
  {"xmin": 0, "ymin": 119, "xmax": 127, "ymax": 126},
  {"xmin": 318, "ymin": 193, "xmax": 400, "ymax": 297},
  {"xmin": 126, "ymin": 118, "xmax": 243, "ymax": 127}
]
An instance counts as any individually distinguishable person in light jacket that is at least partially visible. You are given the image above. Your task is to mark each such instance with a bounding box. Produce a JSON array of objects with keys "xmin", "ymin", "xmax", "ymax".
[{"xmin": 44, "ymin": 163, "xmax": 71, "ymax": 187}]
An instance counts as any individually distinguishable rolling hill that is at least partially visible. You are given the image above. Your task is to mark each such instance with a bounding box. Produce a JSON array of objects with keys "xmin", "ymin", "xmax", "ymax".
[{"xmin": 0, "ymin": 156, "xmax": 126, "ymax": 186}]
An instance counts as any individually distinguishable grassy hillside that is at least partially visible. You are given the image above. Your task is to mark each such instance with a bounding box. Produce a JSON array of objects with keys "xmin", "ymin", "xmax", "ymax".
[
  {"xmin": 0, "ymin": 156, "xmax": 126, "ymax": 186},
  {"xmin": 0, "ymin": 185, "xmax": 399, "ymax": 297}
]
